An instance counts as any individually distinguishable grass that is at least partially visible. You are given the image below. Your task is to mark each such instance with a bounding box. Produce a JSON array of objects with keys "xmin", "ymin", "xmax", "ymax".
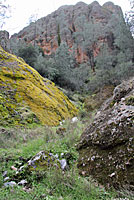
[{"xmin": 0, "ymin": 119, "xmax": 133, "ymax": 200}]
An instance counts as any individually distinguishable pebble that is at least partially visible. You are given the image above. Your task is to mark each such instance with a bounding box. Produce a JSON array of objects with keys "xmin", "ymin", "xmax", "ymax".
[{"xmin": 4, "ymin": 181, "xmax": 17, "ymax": 187}]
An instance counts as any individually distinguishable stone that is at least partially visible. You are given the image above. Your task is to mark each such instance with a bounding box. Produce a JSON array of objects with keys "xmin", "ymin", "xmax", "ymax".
[
  {"xmin": 4, "ymin": 181, "xmax": 17, "ymax": 187},
  {"xmin": 11, "ymin": 166, "xmax": 17, "ymax": 171},
  {"xmin": 71, "ymin": 117, "xmax": 78, "ymax": 123},
  {"xmin": 10, "ymin": 151, "xmax": 69, "ymax": 184},
  {"xmin": 0, "ymin": 31, "xmax": 10, "ymax": 52},
  {"xmin": 2, "ymin": 171, "xmax": 7, "ymax": 177},
  {"xmin": 59, "ymin": 159, "xmax": 67, "ymax": 170},
  {"xmin": 77, "ymin": 78, "xmax": 134, "ymax": 189},
  {"xmin": 3, "ymin": 177, "xmax": 10, "ymax": 182},
  {"xmin": 27, "ymin": 151, "xmax": 66, "ymax": 172},
  {"xmin": 18, "ymin": 180, "xmax": 28, "ymax": 185}
]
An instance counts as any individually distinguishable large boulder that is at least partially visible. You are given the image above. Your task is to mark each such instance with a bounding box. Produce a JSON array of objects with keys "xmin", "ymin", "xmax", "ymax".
[
  {"xmin": 77, "ymin": 78, "xmax": 134, "ymax": 189},
  {"xmin": 3, "ymin": 151, "xmax": 69, "ymax": 186},
  {"xmin": 0, "ymin": 46, "xmax": 77, "ymax": 126}
]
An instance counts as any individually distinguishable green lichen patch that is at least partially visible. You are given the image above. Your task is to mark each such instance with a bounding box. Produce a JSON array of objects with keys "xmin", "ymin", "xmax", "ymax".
[
  {"xmin": 27, "ymin": 151, "xmax": 61, "ymax": 172},
  {"xmin": 0, "ymin": 46, "xmax": 78, "ymax": 126}
]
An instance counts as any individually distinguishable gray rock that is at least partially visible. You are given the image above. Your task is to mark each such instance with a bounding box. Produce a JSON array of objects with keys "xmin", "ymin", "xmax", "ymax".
[
  {"xmin": 2, "ymin": 171, "xmax": 7, "ymax": 177},
  {"xmin": 0, "ymin": 31, "xmax": 10, "ymax": 52},
  {"xmin": 4, "ymin": 181, "xmax": 17, "ymax": 187},
  {"xmin": 4, "ymin": 177, "xmax": 10, "ymax": 182},
  {"xmin": 18, "ymin": 180, "xmax": 27, "ymax": 185},
  {"xmin": 27, "ymin": 151, "xmax": 61, "ymax": 171},
  {"xmin": 77, "ymin": 78, "xmax": 134, "ymax": 189},
  {"xmin": 59, "ymin": 159, "xmax": 67, "ymax": 170}
]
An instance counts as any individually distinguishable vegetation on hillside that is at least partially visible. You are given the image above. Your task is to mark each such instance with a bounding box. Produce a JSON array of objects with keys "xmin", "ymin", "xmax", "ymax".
[
  {"xmin": 1, "ymin": 119, "xmax": 134, "ymax": 200},
  {"xmin": 0, "ymin": 46, "xmax": 77, "ymax": 127},
  {"xmin": 10, "ymin": 9, "xmax": 134, "ymax": 93},
  {"xmin": 0, "ymin": 1, "xmax": 134, "ymax": 199}
]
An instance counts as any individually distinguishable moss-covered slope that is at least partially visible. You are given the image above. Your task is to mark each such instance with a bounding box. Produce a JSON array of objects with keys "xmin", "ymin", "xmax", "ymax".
[{"xmin": 0, "ymin": 46, "xmax": 77, "ymax": 126}]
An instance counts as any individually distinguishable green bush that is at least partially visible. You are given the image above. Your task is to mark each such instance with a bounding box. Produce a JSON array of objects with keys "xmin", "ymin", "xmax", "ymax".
[{"xmin": 17, "ymin": 44, "xmax": 41, "ymax": 67}]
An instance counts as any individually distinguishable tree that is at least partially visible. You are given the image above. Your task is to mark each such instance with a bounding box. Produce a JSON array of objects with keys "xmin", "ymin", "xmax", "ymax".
[
  {"xmin": 17, "ymin": 44, "xmax": 43, "ymax": 67},
  {"xmin": 34, "ymin": 54, "xmax": 59, "ymax": 81},
  {"xmin": 106, "ymin": 13, "xmax": 134, "ymax": 62},
  {"xmin": 125, "ymin": 0, "xmax": 134, "ymax": 34},
  {"xmin": 28, "ymin": 12, "xmax": 38, "ymax": 46},
  {"xmin": 54, "ymin": 42, "xmax": 76, "ymax": 89},
  {"xmin": 85, "ymin": 11, "xmax": 134, "ymax": 92},
  {"xmin": 0, "ymin": 0, "xmax": 10, "ymax": 28},
  {"xmin": 74, "ymin": 16, "xmax": 104, "ymax": 72},
  {"xmin": 57, "ymin": 24, "xmax": 61, "ymax": 46},
  {"xmin": 54, "ymin": 10, "xmax": 68, "ymax": 46}
]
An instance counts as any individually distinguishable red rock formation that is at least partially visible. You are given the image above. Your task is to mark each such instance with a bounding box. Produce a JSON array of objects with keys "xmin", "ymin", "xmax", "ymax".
[{"xmin": 10, "ymin": 1, "xmax": 123, "ymax": 63}]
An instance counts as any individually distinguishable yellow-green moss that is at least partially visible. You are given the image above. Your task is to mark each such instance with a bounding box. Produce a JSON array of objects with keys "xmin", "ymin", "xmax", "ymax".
[{"xmin": 0, "ymin": 46, "xmax": 78, "ymax": 126}]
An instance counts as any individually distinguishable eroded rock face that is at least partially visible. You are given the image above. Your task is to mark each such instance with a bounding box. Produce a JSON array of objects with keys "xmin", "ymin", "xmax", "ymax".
[
  {"xmin": 0, "ymin": 31, "xmax": 10, "ymax": 52},
  {"xmin": 77, "ymin": 78, "xmax": 134, "ymax": 189},
  {"xmin": 0, "ymin": 46, "xmax": 77, "ymax": 126},
  {"xmin": 10, "ymin": 1, "xmax": 123, "ymax": 63}
]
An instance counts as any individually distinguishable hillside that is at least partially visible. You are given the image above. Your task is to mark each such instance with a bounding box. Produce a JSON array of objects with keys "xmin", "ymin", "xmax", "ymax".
[
  {"xmin": 10, "ymin": 1, "xmax": 123, "ymax": 62},
  {"xmin": 0, "ymin": 1, "xmax": 134, "ymax": 199},
  {"xmin": 0, "ymin": 46, "xmax": 77, "ymax": 126},
  {"xmin": 9, "ymin": 1, "xmax": 134, "ymax": 92}
]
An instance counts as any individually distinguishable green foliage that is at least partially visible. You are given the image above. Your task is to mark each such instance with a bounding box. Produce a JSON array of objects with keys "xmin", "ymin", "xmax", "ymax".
[
  {"xmin": 17, "ymin": 44, "xmax": 40, "ymax": 67},
  {"xmin": 34, "ymin": 54, "xmax": 58, "ymax": 80},
  {"xmin": 10, "ymin": 10, "xmax": 134, "ymax": 94},
  {"xmin": 1, "ymin": 118, "xmax": 134, "ymax": 199},
  {"xmin": 74, "ymin": 16, "xmax": 104, "ymax": 72},
  {"xmin": 11, "ymin": 40, "xmax": 44, "ymax": 67},
  {"xmin": 125, "ymin": 95, "xmax": 134, "ymax": 106},
  {"xmin": 0, "ymin": 120, "xmax": 120, "ymax": 200},
  {"xmin": 125, "ymin": 0, "xmax": 134, "ymax": 34},
  {"xmin": 10, "ymin": 41, "xmax": 90, "ymax": 92},
  {"xmin": 86, "ymin": 31, "xmax": 134, "ymax": 92},
  {"xmin": 57, "ymin": 24, "xmax": 61, "ymax": 46},
  {"xmin": 54, "ymin": 42, "xmax": 76, "ymax": 89}
]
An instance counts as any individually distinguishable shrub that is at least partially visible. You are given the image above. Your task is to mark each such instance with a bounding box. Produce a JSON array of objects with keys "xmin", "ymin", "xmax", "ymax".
[{"xmin": 17, "ymin": 44, "xmax": 39, "ymax": 67}]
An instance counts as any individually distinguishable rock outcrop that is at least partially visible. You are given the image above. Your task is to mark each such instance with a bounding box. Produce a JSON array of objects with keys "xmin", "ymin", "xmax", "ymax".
[
  {"xmin": 3, "ymin": 151, "xmax": 69, "ymax": 187},
  {"xmin": 10, "ymin": 1, "xmax": 124, "ymax": 63},
  {"xmin": 0, "ymin": 30, "xmax": 10, "ymax": 52},
  {"xmin": 0, "ymin": 46, "xmax": 77, "ymax": 126},
  {"xmin": 77, "ymin": 78, "xmax": 134, "ymax": 189}
]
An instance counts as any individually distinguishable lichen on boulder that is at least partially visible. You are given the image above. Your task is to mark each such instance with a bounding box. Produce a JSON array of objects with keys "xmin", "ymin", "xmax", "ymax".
[
  {"xmin": 0, "ymin": 46, "xmax": 77, "ymax": 126},
  {"xmin": 27, "ymin": 151, "xmax": 65, "ymax": 171},
  {"xmin": 77, "ymin": 78, "xmax": 134, "ymax": 189}
]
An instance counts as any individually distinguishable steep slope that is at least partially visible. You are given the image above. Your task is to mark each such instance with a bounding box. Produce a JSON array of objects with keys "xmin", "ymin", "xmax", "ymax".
[{"xmin": 0, "ymin": 46, "xmax": 77, "ymax": 126}]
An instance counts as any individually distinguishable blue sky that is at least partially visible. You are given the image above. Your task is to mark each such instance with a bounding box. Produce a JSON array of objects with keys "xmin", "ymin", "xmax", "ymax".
[{"xmin": 2, "ymin": 0, "xmax": 131, "ymax": 35}]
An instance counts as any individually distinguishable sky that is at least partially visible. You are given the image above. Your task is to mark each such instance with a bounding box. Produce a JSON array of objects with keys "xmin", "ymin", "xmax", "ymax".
[{"xmin": 2, "ymin": 0, "xmax": 131, "ymax": 36}]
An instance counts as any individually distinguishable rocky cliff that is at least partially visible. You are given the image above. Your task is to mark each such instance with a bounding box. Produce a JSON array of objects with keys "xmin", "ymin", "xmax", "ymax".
[
  {"xmin": 10, "ymin": 1, "xmax": 123, "ymax": 63},
  {"xmin": 0, "ymin": 46, "xmax": 77, "ymax": 126},
  {"xmin": 77, "ymin": 78, "xmax": 134, "ymax": 189},
  {"xmin": 0, "ymin": 30, "xmax": 10, "ymax": 52}
]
